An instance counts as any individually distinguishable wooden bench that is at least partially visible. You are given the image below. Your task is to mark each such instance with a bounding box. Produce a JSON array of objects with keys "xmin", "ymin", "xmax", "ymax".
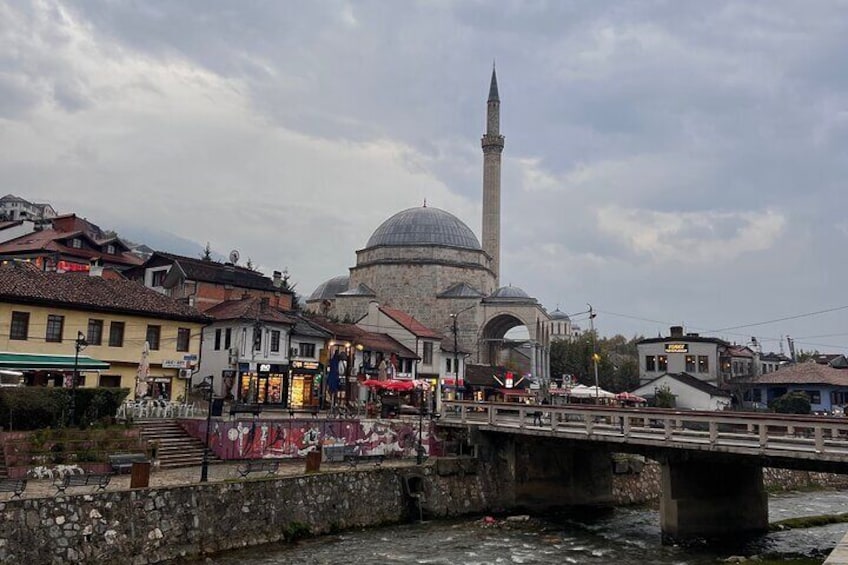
[
  {"xmin": 108, "ymin": 453, "xmax": 148, "ymax": 474},
  {"xmin": 229, "ymin": 403, "xmax": 263, "ymax": 419},
  {"xmin": 344, "ymin": 452, "xmax": 385, "ymax": 468},
  {"xmin": 54, "ymin": 473, "xmax": 111, "ymax": 495},
  {"xmin": 236, "ymin": 459, "xmax": 280, "ymax": 478},
  {"xmin": 0, "ymin": 478, "xmax": 27, "ymax": 499}
]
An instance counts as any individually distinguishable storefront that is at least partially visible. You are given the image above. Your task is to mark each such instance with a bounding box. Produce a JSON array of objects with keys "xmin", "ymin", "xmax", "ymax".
[
  {"xmin": 289, "ymin": 360, "xmax": 323, "ymax": 409},
  {"xmin": 238, "ymin": 363, "xmax": 289, "ymax": 405}
]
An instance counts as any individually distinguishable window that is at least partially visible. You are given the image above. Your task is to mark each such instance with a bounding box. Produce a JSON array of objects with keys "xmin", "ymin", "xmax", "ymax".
[
  {"xmin": 109, "ymin": 321, "xmax": 125, "ymax": 347},
  {"xmin": 685, "ymin": 355, "xmax": 696, "ymax": 372},
  {"xmin": 225, "ymin": 328, "xmax": 232, "ymax": 349},
  {"xmin": 252, "ymin": 326, "xmax": 262, "ymax": 351},
  {"xmin": 299, "ymin": 343, "xmax": 315, "ymax": 358},
  {"xmin": 10, "ymin": 311, "xmax": 29, "ymax": 340},
  {"xmin": 423, "ymin": 342, "xmax": 433, "ymax": 365},
  {"xmin": 270, "ymin": 330, "xmax": 281, "ymax": 353},
  {"xmin": 446, "ymin": 358, "xmax": 453, "ymax": 373},
  {"xmin": 151, "ymin": 270, "xmax": 167, "ymax": 287},
  {"xmin": 70, "ymin": 238, "xmax": 82, "ymax": 249},
  {"xmin": 657, "ymin": 355, "xmax": 668, "ymax": 372},
  {"xmin": 645, "ymin": 355, "xmax": 656, "ymax": 372},
  {"xmin": 176, "ymin": 328, "xmax": 190, "ymax": 352},
  {"xmin": 46, "ymin": 314, "xmax": 64, "ymax": 343},
  {"xmin": 698, "ymin": 355, "xmax": 709, "ymax": 373},
  {"xmin": 146, "ymin": 325, "xmax": 161, "ymax": 350},
  {"xmin": 804, "ymin": 390, "xmax": 821, "ymax": 404},
  {"xmin": 214, "ymin": 329, "xmax": 222, "ymax": 350},
  {"xmin": 87, "ymin": 319, "xmax": 103, "ymax": 346},
  {"xmin": 106, "ymin": 244, "xmax": 116, "ymax": 255},
  {"xmin": 99, "ymin": 374, "xmax": 121, "ymax": 387}
]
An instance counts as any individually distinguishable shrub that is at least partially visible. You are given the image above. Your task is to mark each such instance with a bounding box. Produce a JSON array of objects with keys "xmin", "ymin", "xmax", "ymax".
[
  {"xmin": 0, "ymin": 388, "xmax": 129, "ymax": 430},
  {"xmin": 770, "ymin": 391, "xmax": 812, "ymax": 415}
]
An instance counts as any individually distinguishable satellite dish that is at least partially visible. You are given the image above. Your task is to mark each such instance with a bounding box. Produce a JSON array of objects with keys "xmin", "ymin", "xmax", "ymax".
[{"xmin": 229, "ymin": 250, "xmax": 240, "ymax": 264}]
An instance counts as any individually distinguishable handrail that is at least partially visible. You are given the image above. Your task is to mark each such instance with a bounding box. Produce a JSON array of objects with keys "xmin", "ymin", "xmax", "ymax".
[{"xmin": 439, "ymin": 401, "xmax": 848, "ymax": 461}]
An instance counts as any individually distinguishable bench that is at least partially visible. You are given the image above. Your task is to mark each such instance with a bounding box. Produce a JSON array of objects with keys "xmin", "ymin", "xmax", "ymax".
[
  {"xmin": 0, "ymin": 478, "xmax": 26, "ymax": 499},
  {"xmin": 108, "ymin": 453, "xmax": 148, "ymax": 474},
  {"xmin": 54, "ymin": 473, "xmax": 111, "ymax": 495},
  {"xmin": 323, "ymin": 445, "xmax": 348, "ymax": 463},
  {"xmin": 344, "ymin": 452, "xmax": 385, "ymax": 468},
  {"xmin": 237, "ymin": 459, "xmax": 280, "ymax": 478},
  {"xmin": 229, "ymin": 403, "xmax": 263, "ymax": 418}
]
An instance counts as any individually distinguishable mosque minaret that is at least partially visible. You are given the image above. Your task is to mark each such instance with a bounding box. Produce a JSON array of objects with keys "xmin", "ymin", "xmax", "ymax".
[{"xmin": 481, "ymin": 65, "xmax": 504, "ymax": 286}]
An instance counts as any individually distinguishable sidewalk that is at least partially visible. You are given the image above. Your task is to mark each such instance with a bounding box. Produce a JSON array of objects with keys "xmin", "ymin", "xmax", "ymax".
[{"xmin": 13, "ymin": 458, "xmax": 417, "ymax": 500}]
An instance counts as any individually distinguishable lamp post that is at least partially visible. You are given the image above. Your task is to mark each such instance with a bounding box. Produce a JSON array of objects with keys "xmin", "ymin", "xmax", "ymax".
[
  {"xmin": 417, "ymin": 393, "xmax": 425, "ymax": 465},
  {"xmin": 70, "ymin": 331, "xmax": 87, "ymax": 426},
  {"xmin": 200, "ymin": 375, "xmax": 214, "ymax": 483},
  {"xmin": 449, "ymin": 304, "xmax": 476, "ymax": 403},
  {"xmin": 587, "ymin": 304, "xmax": 600, "ymax": 402}
]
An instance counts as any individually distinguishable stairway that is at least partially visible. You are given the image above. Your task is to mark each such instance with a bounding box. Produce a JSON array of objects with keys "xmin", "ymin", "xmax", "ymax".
[
  {"xmin": 0, "ymin": 446, "xmax": 7, "ymax": 479},
  {"xmin": 136, "ymin": 419, "xmax": 220, "ymax": 469}
]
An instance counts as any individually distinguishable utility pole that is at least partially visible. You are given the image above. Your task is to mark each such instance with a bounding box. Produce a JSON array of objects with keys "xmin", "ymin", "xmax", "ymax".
[{"xmin": 587, "ymin": 304, "xmax": 600, "ymax": 402}]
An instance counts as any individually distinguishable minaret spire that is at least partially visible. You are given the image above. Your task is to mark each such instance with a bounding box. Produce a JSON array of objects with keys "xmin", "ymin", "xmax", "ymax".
[{"xmin": 482, "ymin": 64, "xmax": 505, "ymax": 287}]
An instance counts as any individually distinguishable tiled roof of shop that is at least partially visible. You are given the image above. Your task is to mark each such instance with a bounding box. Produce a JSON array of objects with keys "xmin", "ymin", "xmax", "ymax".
[
  {"xmin": 742, "ymin": 362, "xmax": 848, "ymax": 386},
  {"xmin": 0, "ymin": 262, "xmax": 209, "ymax": 322},
  {"xmin": 204, "ymin": 298, "xmax": 297, "ymax": 324},
  {"xmin": 379, "ymin": 306, "xmax": 441, "ymax": 339}
]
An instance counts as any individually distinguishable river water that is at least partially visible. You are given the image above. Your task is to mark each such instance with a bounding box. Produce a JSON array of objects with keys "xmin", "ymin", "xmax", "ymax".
[{"xmin": 202, "ymin": 490, "xmax": 848, "ymax": 565}]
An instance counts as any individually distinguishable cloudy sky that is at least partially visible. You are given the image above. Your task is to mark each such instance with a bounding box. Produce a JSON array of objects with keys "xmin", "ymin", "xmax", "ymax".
[{"xmin": 2, "ymin": 1, "xmax": 846, "ymax": 353}]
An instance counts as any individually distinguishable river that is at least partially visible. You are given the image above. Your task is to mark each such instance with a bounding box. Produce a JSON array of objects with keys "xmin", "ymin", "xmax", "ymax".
[{"xmin": 198, "ymin": 490, "xmax": 848, "ymax": 564}]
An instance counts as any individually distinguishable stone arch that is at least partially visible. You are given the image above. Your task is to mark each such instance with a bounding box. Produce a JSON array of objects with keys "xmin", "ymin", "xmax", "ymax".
[{"xmin": 478, "ymin": 311, "xmax": 539, "ymax": 367}]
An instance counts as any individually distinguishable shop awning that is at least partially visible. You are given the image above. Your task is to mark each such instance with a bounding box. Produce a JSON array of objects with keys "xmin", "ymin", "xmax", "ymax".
[{"xmin": 0, "ymin": 352, "xmax": 110, "ymax": 371}]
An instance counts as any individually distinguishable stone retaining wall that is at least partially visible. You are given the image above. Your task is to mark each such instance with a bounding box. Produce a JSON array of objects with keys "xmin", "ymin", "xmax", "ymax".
[{"xmin": 0, "ymin": 461, "xmax": 503, "ymax": 565}]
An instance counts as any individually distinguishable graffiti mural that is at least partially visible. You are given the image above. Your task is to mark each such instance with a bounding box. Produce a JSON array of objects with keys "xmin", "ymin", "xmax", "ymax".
[{"xmin": 183, "ymin": 418, "xmax": 435, "ymax": 461}]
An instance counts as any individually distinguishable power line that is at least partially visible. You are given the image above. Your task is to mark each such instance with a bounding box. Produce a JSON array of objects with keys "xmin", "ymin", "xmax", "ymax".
[{"xmin": 709, "ymin": 305, "xmax": 848, "ymax": 333}]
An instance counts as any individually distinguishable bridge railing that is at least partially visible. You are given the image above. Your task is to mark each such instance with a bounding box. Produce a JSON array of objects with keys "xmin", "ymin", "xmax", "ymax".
[{"xmin": 440, "ymin": 401, "xmax": 848, "ymax": 457}]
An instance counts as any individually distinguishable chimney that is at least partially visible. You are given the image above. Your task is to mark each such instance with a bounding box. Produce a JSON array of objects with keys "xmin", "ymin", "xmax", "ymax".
[
  {"xmin": 89, "ymin": 265, "xmax": 104, "ymax": 277},
  {"xmin": 670, "ymin": 326, "xmax": 684, "ymax": 338},
  {"xmin": 272, "ymin": 270, "xmax": 282, "ymax": 288}
]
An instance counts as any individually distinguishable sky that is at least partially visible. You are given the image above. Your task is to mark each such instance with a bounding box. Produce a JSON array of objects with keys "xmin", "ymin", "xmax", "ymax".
[{"xmin": 1, "ymin": 1, "xmax": 847, "ymax": 354}]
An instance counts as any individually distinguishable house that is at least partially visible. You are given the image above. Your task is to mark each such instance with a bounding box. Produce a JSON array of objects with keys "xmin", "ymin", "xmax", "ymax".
[
  {"xmin": 632, "ymin": 372, "xmax": 732, "ymax": 411},
  {"xmin": 637, "ymin": 326, "xmax": 755, "ymax": 387},
  {"xmin": 735, "ymin": 361, "xmax": 848, "ymax": 413},
  {"xmin": 0, "ymin": 214, "xmax": 143, "ymax": 272},
  {"xmin": 759, "ymin": 352, "xmax": 791, "ymax": 375},
  {"xmin": 464, "ymin": 364, "xmax": 532, "ymax": 403},
  {"xmin": 196, "ymin": 296, "xmax": 297, "ymax": 405},
  {"xmin": 0, "ymin": 261, "xmax": 208, "ymax": 399},
  {"xmin": 124, "ymin": 251, "xmax": 292, "ymax": 312},
  {"xmin": 0, "ymin": 194, "xmax": 57, "ymax": 222},
  {"xmin": 813, "ymin": 354, "xmax": 848, "ymax": 369}
]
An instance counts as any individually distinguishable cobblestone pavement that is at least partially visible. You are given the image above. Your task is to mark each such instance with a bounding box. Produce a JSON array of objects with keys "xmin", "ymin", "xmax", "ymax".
[{"xmin": 11, "ymin": 458, "xmax": 418, "ymax": 500}]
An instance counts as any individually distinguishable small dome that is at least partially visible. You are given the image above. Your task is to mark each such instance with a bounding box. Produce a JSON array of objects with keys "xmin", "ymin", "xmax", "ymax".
[
  {"xmin": 550, "ymin": 308, "xmax": 570, "ymax": 321},
  {"xmin": 366, "ymin": 206, "xmax": 480, "ymax": 250},
  {"xmin": 308, "ymin": 275, "xmax": 349, "ymax": 301},
  {"xmin": 490, "ymin": 285, "xmax": 530, "ymax": 299}
]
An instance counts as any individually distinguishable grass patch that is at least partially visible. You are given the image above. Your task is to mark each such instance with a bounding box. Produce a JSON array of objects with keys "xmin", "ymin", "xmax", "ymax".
[{"xmin": 770, "ymin": 512, "xmax": 848, "ymax": 531}]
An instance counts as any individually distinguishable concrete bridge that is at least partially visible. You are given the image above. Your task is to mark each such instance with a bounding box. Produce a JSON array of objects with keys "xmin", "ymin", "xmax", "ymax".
[{"xmin": 438, "ymin": 400, "xmax": 848, "ymax": 542}]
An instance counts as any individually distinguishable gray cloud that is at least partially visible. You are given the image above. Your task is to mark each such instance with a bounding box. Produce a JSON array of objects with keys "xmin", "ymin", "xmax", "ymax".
[{"xmin": 2, "ymin": 0, "xmax": 846, "ymax": 352}]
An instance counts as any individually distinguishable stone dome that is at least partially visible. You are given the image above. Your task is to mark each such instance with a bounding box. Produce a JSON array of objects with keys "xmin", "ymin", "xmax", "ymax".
[
  {"xmin": 550, "ymin": 308, "xmax": 571, "ymax": 321},
  {"xmin": 490, "ymin": 285, "xmax": 531, "ymax": 299},
  {"xmin": 366, "ymin": 206, "xmax": 481, "ymax": 250},
  {"xmin": 308, "ymin": 275, "xmax": 349, "ymax": 302}
]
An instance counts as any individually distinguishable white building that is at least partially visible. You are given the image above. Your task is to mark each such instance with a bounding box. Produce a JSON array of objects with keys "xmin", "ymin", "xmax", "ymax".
[{"xmin": 632, "ymin": 372, "xmax": 732, "ymax": 411}]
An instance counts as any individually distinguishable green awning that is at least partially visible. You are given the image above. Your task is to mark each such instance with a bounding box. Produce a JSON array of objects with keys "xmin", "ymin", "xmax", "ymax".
[{"xmin": 0, "ymin": 352, "xmax": 110, "ymax": 371}]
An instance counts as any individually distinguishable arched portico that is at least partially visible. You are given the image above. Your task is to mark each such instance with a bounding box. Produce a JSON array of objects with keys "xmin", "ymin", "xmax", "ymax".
[{"xmin": 477, "ymin": 302, "xmax": 551, "ymax": 382}]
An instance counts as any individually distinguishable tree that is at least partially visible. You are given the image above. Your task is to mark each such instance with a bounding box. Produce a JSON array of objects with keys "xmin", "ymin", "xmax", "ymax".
[
  {"xmin": 550, "ymin": 331, "xmax": 643, "ymax": 392},
  {"xmin": 771, "ymin": 391, "xmax": 811, "ymax": 414},
  {"xmin": 200, "ymin": 242, "xmax": 212, "ymax": 261},
  {"xmin": 795, "ymin": 349, "xmax": 819, "ymax": 363},
  {"xmin": 654, "ymin": 384, "xmax": 676, "ymax": 408}
]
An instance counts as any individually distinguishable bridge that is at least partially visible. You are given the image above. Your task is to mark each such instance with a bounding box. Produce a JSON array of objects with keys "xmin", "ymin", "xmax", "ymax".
[{"xmin": 438, "ymin": 400, "xmax": 848, "ymax": 542}]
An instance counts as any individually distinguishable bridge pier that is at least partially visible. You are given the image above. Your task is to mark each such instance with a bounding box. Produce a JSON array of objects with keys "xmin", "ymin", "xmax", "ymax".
[
  {"xmin": 474, "ymin": 432, "xmax": 614, "ymax": 509},
  {"xmin": 660, "ymin": 455, "xmax": 768, "ymax": 543}
]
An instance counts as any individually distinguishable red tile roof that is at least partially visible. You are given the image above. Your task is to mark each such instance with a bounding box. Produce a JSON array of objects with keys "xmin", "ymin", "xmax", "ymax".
[
  {"xmin": 0, "ymin": 228, "xmax": 142, "ymax": 267},
  {"xmin": 308, "ymin": 317, "xmax": 418, "ymax": 358},
  {"xmin": 0, "ymin": 262, "xmax": 208, "ymax": 322},
  {"xmin": 205, "ymin": 297, "xmax": 297, "ymax": 325},
  {"xmin": 379, "ymin": 306, "xmax": 442, "ymax": 339},
  {"xmin": 744, "ymin": 361, "xmax": 848, "ymax": 386}
]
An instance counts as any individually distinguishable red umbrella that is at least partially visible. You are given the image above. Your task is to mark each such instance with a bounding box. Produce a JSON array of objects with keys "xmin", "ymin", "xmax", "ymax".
[
  {"xmin": 381, "ymin": 380, "xmax": 415, "ymax": 392},
  {"xmin": 362, "ymin": 379, "xmax": 383, "ymax": 388},
  {"xmin": 616, "ymin": 392, "xmax": 647, "ymax": 403}
]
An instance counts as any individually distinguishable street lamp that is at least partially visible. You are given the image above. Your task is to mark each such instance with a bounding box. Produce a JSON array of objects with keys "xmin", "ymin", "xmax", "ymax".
[
  {"xmin": 449, "ymin": 304, "xmax": 476, "ymax": 403},
  {"xmin": 200, "ymin": 375, "xmax": 214, "ymax": 483},
  {"xmin": 70, "ymin": 331, "xmax": 87, "ymax": 426},
  {"xmin": 587, "ymin": 304, "xmax": 600, "ymax": 402}
]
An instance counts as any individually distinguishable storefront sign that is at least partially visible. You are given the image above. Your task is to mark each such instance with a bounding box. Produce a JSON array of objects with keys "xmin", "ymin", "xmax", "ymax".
[
  {"xmin": 259, "ymin": 364, "xmax": 271, "ymax": 372},
  {"xmin": 162, "ymin": 360, "xmax": 188, "ymax": 369},
  {"xmin": 665, "ymin": 343, "xmax": 689, "ymax": 353},
  {"xmin": 292, "ymin": 361, "xmax": 321, "ymax": 370}
]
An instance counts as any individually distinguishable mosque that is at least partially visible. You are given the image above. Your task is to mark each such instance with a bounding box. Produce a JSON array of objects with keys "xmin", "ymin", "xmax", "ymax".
[{"xmin": 307, "ymin": 69, "xmax": 572, "ymax": 382}]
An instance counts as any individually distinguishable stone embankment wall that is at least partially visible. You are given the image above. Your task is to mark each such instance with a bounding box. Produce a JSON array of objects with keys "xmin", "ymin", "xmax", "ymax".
[
  {"xmin": 611, "ymin": 457, "xmax": 848, "ymax": 506},
  {"xmin": 0, "ymin": 460, "xmax": 504, "ymax": 565}
]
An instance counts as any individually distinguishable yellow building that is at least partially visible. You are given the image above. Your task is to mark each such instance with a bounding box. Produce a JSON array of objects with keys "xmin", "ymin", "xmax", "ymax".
[{"xmin": 0, "ymin": 262, "xmax": 209, "ymax": 400}]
